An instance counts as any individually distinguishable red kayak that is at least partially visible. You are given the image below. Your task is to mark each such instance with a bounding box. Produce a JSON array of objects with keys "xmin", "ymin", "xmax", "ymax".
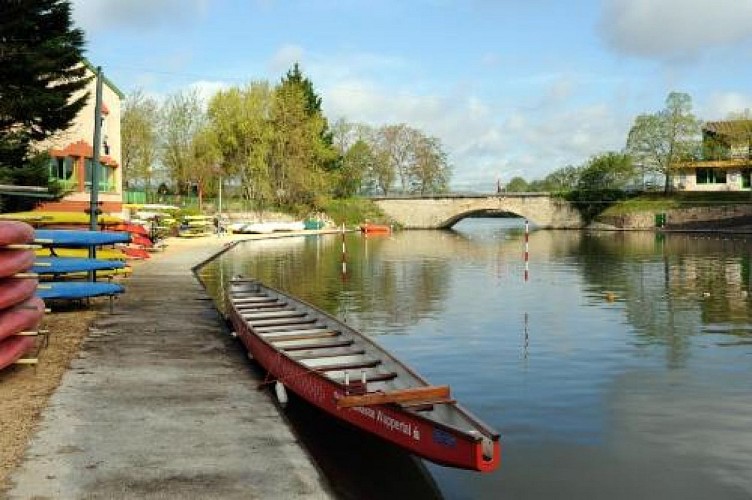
[
  {"xmin": 360, "ymin": 223, "xmax": 391, "ymax": 234},
  {"xmin": 0, "ymin": 221, "xmax": 34, "ymax": 247},
  {"xmin": 0, "ymin": 278, "xmax": 38, "ymax": 309},
  {"xmin": 121, "ymin": 247, "xmax": 150, "ymax": 260},
  {"xmin": 0, "ymin": 249, "xmax": 35, "ymax": 278},
  {"xmin": 0, "ymin": 336, "xmax": 35, "ymax": 370},
  {"xmin": 130, "ymin": 234, "xmax": 153, "ymax": 248},
  {"xmin": 112, "ymin": 223, "xmax": 149, "ymax": 236}
]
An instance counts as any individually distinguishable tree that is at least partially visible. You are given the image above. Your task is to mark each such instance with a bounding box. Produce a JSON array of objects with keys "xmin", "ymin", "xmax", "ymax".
[
  {"xmin": 542, "ymin": 165, "xmax": 581, "ymax": 192},
  {"xmin": 410, "ymin": 135, "xmax": 451, "ymax": 194},
  {"xmin": 279, "ymin": 63, "xmax": 336, "ymax": 172},
  {"xmin": 269, "ymin": 81, "xmax": 336, "ymax": 207},
  {"xmin": 725, "ymin": 109, "xmax": 752, "ymax": 162},
  {"xmin": 0, "ymin": 0, "xmax": 89, "ymax": 208},
  {"xmin": 505, "ymin": 176, "xmax": 529, "ymax": 192},
  {"xmin": 577, "ymin": 152, "xmax": 635, "ymax": 191},
  {"xmin": 160, "ymin": 89, "xmax": 204, "ymax": 195},
  {"xmin": 337, "ymin": 139, "xmax": 375, "ymax": 197},
  {"xmin": 189, "ymin": 125, "xmax": 221, "ymax": 210},
  {"xmin": 208, "ymin": 83, "xmax": 274, "ymax": 210},
  {"xmin": 626, "ymin": 92, "xmax": 701, "ymax": 193},
  {"xmin": 121, "ymin": 89, "xmax": 159, "ymax": 190}
]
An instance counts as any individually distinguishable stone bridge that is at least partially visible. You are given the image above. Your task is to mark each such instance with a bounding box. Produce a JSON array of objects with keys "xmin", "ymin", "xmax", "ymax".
[{"xmin": 372, "ymin": 193, "xmax": 583, "ymax": 229}]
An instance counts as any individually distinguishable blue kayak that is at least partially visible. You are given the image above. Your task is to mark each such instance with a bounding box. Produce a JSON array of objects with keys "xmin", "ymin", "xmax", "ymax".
[
  {"xmin": 32, "ymin": 257, "xmax": 125, "ymax": 274},
  {"xmin": 36, "ymin": 281, "xmax": 125, "ymax": 300},
  {"xmin": 34, "ymin": 229, "xmax": 131, "ymax": 247}
]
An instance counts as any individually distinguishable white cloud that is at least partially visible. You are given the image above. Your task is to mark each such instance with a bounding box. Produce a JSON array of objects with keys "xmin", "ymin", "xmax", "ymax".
[
  {"xmin": 700, "ymin": 92, "xmax": 752, "ymax": 121},
  {"xmin": 600, "ymin": 0, "xmax": 752, "ymax": 60},
  {"xmin": 268, "ymin": 45, "xmax": 306, "ymax": 75},
  {"xmin": 188, "ymin": 80, "xmax": 232, "ymax": 106},
  {"xmin": 321, "ymin": 76, "xmax": 628, "ymax": 190},
  {"xmin": 71, "ymin": 0, "xmax": 208, "ymax": 33}
]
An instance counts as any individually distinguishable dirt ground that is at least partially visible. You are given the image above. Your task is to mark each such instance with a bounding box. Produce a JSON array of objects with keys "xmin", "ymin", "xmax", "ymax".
[{"xmin": 0, "ymin": 299, "xmax": 109, "ymax": 490}]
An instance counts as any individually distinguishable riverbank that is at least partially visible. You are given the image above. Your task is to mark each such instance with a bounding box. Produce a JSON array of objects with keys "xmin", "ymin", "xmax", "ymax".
[{"xmin": 1, "ymin": 231, "xmax": 337, "ymax": 499}]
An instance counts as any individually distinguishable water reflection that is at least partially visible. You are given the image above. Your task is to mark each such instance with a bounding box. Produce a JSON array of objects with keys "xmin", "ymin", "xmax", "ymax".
[{"xmin": 198, "ymin": 220, "xmax": 752, "ymax": 499}]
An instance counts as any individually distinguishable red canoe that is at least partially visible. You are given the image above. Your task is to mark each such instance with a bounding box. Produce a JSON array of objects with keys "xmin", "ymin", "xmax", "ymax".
[
  {"xmin": 359, "ymin": 223, "xmax": 391, "ymax": 234},
  {"xmin": 0, "ymin": 297, "xmax": 44, "ymax": 342},
  {"xmin": 227, "ymin": 277, "xmax": 501, "ymax": 472},
  {"xmin": 0, "ymin": 221, "xmax": 34, "ymax": 247},
  {"xmin": 0, "ymin": 336, "xmax": 35, "ymax": 370},
  {"xmin": 0, "ymin": 249, "xmax": 35, "ymax": 278},
  {"xmin": 0, "ymin": 278, "xmax": 38, "ymax": 309}
]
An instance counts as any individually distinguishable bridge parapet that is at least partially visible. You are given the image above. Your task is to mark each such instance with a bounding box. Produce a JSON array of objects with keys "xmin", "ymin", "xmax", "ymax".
[{"xmin": 372, "ymin": 193, "xmax": 583, "ymax": 229}]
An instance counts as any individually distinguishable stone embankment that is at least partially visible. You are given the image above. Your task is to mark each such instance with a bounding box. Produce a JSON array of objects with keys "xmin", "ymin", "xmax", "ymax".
[{"xmin": 594, "ymin": 205, "xmax": 752, "ymax": 231}]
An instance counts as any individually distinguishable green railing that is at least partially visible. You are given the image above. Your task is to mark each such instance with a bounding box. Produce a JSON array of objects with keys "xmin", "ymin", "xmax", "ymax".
[{"xmin": 51, "ymin": 179, "xmax": 117, "ymax": 193}]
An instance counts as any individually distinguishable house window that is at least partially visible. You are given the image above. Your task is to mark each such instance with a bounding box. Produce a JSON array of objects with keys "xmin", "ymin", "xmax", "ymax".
[
  {"xmin": 84, "ymin": 159, "xmax": 116, "ymax": 192},
  {"xmin": 49, "ymin": 157, "xmax": 77, "ymax": 190},
  {"xmin": 696, "ymin": 168, "xmax": 727, "ymax": 184},
  {"xmin": 742, "ymin": 169, "xmax": 752, "ymax": 189}
]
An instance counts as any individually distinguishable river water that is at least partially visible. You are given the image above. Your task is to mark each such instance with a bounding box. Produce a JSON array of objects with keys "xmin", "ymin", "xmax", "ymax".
[{"xmin": 198, "ymin": 218, "xmax": 752, "ymax": 500}]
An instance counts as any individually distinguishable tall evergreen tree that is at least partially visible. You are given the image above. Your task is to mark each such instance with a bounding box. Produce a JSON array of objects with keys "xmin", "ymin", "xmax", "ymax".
[
  {"xmin": 0, "ymin": 0, "xmax": 89, "ymax": 208},
  {"xmin": 279, "ymin": 63, "xmax": 337, "ymax": 171},
  {"xmin": 0, "ymin": 0, "xmax": 89, "ymax": 165}
]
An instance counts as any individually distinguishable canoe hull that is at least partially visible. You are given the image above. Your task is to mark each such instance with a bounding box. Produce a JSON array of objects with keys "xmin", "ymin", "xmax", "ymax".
[
  {"xmin": 0, "ymin": 336, "xmax": 35, "ymax": 370},
  {"xmin": 0, "ymin": 297, "xmax": 44, "ymax": 342},
  {"xmin": 0, "ymin": 221, "xmax": 35, "ymax": 246},
  {"xmin": 0, "ymin": 278, "xmax": 38, "ymax": 309},
  {"xmin": 227, "ymin": 280, "xmax": 500, "ymax": 472},
  {"xmin": 0, "ymin": 249, "xmax": 35, "ymax": 278}
]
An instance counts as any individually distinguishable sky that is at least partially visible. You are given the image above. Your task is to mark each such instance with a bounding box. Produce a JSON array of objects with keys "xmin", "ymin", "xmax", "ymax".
[{"xmin": 71, "ymin": 0, "xmax": 752, "ymax": 191}]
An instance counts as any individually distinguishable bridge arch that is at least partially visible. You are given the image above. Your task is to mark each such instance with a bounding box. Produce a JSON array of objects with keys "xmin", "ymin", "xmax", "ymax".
[{"xmin": 372, "ymin": 194, "xmax": 583, "ymax": 229}]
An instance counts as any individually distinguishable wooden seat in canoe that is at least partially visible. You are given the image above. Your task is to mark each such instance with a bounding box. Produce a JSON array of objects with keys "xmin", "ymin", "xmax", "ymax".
[
  {"xmin": 279, "ymin": 339, "xmax": 354, "ymax": 351},
  {"xmin": 312, "ymin": 358, "xmax": 381, "ymax": 372},
  {"xmin": 265, "ymin": 330, "xmax": 340, "ymax": 343},
  {"xmin": 335, "ymin": 385, "xmax": 452, "ymax": 408},
  {"xmin": 248, "ymin": 317, "xmax": 316, "ymax": 328},
  {"xmin": 241, "ymin": 310, "xmax": 303, "ymax": 320}
]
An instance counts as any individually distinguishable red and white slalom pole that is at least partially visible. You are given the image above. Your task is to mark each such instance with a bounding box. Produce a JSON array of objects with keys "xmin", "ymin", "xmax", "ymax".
[
  {"xmin": 524, "ymin": 220, "xmax": 529, "ymax": 282},
  {"xmin": 341, "ymin": 223, "xmax": 347, "ymax": 281}
]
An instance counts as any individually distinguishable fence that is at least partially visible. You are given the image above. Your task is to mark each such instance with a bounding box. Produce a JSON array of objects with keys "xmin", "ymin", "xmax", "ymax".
[{"xmin": 124, "ymin": 191, "xmax": 261, "ymax": 213}]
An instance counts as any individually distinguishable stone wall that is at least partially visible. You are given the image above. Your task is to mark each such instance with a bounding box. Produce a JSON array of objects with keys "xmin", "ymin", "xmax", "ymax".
[{"xmin": 595, "ymin": 205, "xmax": 752, "ymax": 230}]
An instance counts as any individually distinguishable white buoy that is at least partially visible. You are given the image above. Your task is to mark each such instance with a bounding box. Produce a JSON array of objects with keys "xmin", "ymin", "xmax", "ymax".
[{"xmin": 275, "ymin": 381, "xmax": 288, "ymax": 407}]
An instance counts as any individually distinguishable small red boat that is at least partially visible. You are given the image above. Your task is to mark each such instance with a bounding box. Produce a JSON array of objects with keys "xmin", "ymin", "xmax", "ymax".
[
  {"xmin": 226, "ymin": 277, "xmax": 500, "ymax": 472},
  {"xmin": 359, "ymin": 223, "xmax": 391, "ymax": 234}
]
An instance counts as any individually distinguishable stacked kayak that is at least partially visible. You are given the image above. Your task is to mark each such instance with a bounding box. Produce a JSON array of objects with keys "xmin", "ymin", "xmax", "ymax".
[
  {"xmin": 0, "ymin": 221, "xmax": 43, "ymax": 370},
  {"xmin": 178, "ymin": 215, "xmax": 213, "ymax": 237},
  {"xmin": 0, "ymin": 211, "xmax": 125, "ymax": 228},
  {"xmin": 32, "ymin": 228, "xmax": 127, "ymax": 301}
]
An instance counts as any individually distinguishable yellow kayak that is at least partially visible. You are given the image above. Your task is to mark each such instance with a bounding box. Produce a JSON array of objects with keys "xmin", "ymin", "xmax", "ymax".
[
  {"xmin": 0, "ymin": 211, "xmax": 124, "ymax": 225},
  {"xmin": 38, "ymin": 266, "xmax": 132, "ymax": 280},
  {"xmin": 35, "ymin": 248, "xmax": 128, "ymax": 260}
]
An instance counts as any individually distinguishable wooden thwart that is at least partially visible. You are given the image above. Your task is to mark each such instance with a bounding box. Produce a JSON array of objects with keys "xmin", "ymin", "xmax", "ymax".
[
  {"xmin": 266, "ymin": 330, "xmax": 339, "ymax": 342},
  {"xmin": 242, "ymin": 310, "xmax": 303, "ymax": 320},
  {"xmin": 280, "ymin": 339, "xmax": 354, "ymax": 351},
  {"xmin": 335, "ymin": 385, "xmax": 451, "ymax": 408}
]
